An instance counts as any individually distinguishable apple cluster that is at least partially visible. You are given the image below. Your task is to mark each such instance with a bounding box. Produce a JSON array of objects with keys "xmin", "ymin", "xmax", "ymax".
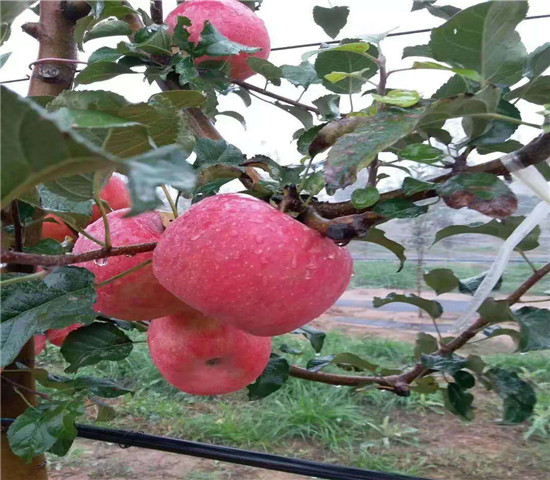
[{"xmin": 40, "ymin": 1, "xmax": 353, "ymax": 396}]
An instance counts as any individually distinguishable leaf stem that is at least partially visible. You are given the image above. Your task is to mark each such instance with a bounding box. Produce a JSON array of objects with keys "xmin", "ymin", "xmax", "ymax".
[
  {"xmin": 93, "ymin": 172, "xmax": 111, "ymax": 250},
  {"xmin": 0, "ymin": 271, "xmax": 48, "ymax": 288},
  {"xmin": 97, "ymin": 259, "xmax": 152, "ymax": 287},
  {"xmin": 519, "ymin": 251, "xmax": 538, "ymax": 273},
  {"xmin": 161, "ymin": 185, "xmax": 179, "ymax": 218}
]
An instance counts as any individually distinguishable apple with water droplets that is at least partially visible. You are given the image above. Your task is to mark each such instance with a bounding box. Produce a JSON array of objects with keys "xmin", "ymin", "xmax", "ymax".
[
  {"xmin": 73, "ymin": 209, "xmax": 186, "ymax": 321},
  {"xmin": 165, "ymin": 0, "xmax": 271, "ymax": 80},
  {"xmin": 153, "ymin": 194, "xmax": 353, "ymax": 336},
  {"xmin": 148, "ymin": 310, "xmax": 271, "ymax": 395}
]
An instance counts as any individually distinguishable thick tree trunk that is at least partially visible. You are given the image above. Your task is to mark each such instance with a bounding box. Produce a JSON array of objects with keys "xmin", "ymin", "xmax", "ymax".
[{"xmin": 1, "ymin": 2, "xmax": 85, "ymax": 479}]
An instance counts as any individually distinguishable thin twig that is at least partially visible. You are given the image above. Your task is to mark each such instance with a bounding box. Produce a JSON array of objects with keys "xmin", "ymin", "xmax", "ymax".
[
  {"xmin": 97, "ymin": 259, "xmax": 152, "ymax": 287},
  {"xmin": 1, "ymin": 375, "xmax": 52, "ymax": 401},
  {"xmin": 0, "ymin": 271, "xmax": 48, "ymax": 288},
  {"xmin": 93, "ymin": 172, "xmax": 112, "ymax": 250},
  {"xmin": 161, "ymin": 185, "xmax": 179, "ymax": 218}
]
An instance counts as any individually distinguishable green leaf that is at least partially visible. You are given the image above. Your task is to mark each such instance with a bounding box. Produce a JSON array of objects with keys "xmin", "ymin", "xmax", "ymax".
[
  {"xmin": 124, "ymin": 145, "xmax": 196, "ymax": 215},
  {"xmin": 421, "ymin": 353, "xmax": 467, "ymax": 373},
  {"xmin": 424, "ymin": 268, "xmax": 459, "ymax": 295},
  {"xmin": 470, "ymin": 99, "xmax": 521, "ymax": 148},
  {"xmin": 514, "ymin": 306, "xmax": 550, "ymax": 352},
  {"xmin": 411, "ymin": 1, "xmax": 460, "ymax": 20},
  {"xmin": 428, "ymin": 1, "xmax": 528, "ymax": 86},
  {"xmin": 402, "ymin": 177, "xmax": 434, "ymax": 196},
  {"xmin": 323, "ymin": 107, "xmax": 423, "ymax": 191},
  {"xmin": 433, "ymin": 216, "xmax": 540, "ymax": 252},
  {"xmin": 88, "ymin": 46, "xmax": 123, "ymax": 64},
  {"xmin": 312, "ymin": 6, "xmax": 349, "ymax": 39},
  {"xmin": 398, "ymin": 143, "xmax": 445, "ymax": 164},
  {"xmin": 74, "ymin": 61, "xmax": 135, "ymax": 85},
  {"xmin": 486, "ymin": 367, "xmax": 536, "ymax": 424},
  {"xmin": 293, "ymin": 325, "xmax": 326, "ymax": 353},
  {"xmin": 314, "ymin": 43, "xmax": 378, "ymax": 94},
  {"xmin": 131, "ymin": 25, "xmax": 171, "ymax": 55},
  {"xmin": 477, "ymin": 140, "xmax": 524, "ymax": 155},
  {"xmin": 281, "ymin": 61, "xmax": 319, "ymax": 88},
  {"xmin": 358, "ymin": 228, "xmax": 406, "ymax": 272},
  {"xmin": 218, "ymin": 111, "xmax": 246, "ymax": 129},
  {"xmin": 247, "ymin": 354, "xmax": 290, "ymax": 400},
  {"xmin": 414, "ymin": 332, "xmax": 438, "ymax": 360},
  {"xmin": 23, "ymin": 238, "xmax": 64, "ymax": 255},
  {"xmin": 373, "ymin": 293, "xmax": 443, "ymax": 319},
  {"xmin": 507, "ymin": 75, "xmax": 550, "ymax": 105},
  {"xmin": 61, "ymin": 322, "xmax": 133, "ymax": 373},
  {"xmin": 351, "ymin": 187, "xmax": 380, "ymax": 209},
  {"xmin": 301, "ymin": 171, "xmax": 325, "ymax": 195},
  {"xmin": 247, "ymin": 57, "xmax": 283, "ymax": 86},
  {"xmin": 7, "ymin": 401, "xmax": 79, "ymax": 462},
  {"xmin": 84, "ymin": 19, "xmax": 133, "ymax": 42},
  {"xmin": 436, "ymin": 172, "xmax": 517, "ymax": 218},
  {"xmin": 297, "ymin": 124, "xmax": 325, "ymax": 155},
  {"xmin": 477, "ymin": 298, "xmax": 515, "ymax": 324},
  {"xmin": 412, "ymin": 376, "xmax": 439, "ymax": 394},
  {"xmin": 458, "ymin": 271, "xmax": 502, "ymax": 295},
  {"xmin": 411, "ymin": 61, "xmax": 482, "ymax": 82},
  {"xmin": 372, "ymin": 90, "xmax": 421, "ymax": 108},
  {"xmin": 96, "ymin": 404, "xmax": 116, "ymax": 422},
  {"xmin": 372, "ymin": 198, "xmax": 428, "ymax": 219},
  {"xmin": 275, "ymin": 103, "xmax": 313, "ymax": 129},
  {"xmin": 1, "ymin": 267, "xmax": 97, "ymax": 368},
  {"xmin": 0, "ymin": 0, "xmax": 34, "ymax": 24},
  {"xmin": 454, "ymin": 370, "xmax": 476, "ymax": 389},
  {"xmin": 312, "ymin": 94, "xmax": 340, "ymax": 120},
  {"xmin": 194, "ymin": 138, "xmax": 244, "ymax": 170},
  {"xmin": 402, "ymin": 44, "xmax": 432, "ymax": 59},
  {"xmin": 333, "ymin": 353, "xmax": 377, "ymax": 373},
  {"xmin": 0, "ymin": 51, "xmax": 10, "ymax": 69},
  {"xmin": 1, "ymin": 87, "xmax": 117, "ymax": 205},
  {"xmin": 432, "ymin": 75, "xmax": 470, "ymax": 100},
  {"xmin": 148, "ymin": 90, "xmax": 206, "ymax": 110},
  {"xmin": 198, "ymin": 21, "xmax": 261, "ymax": 57},
  {"xmin": 34, "ymin": 370, "xmax": 132, "ymax": 398},
  {"xmin": 306, "ymin": 355, "xmax": 335, "ymax": 372},
  {"xmin": 461, "ymin": 85, "xmax": 501, "ymax": 142},
  {"xmin": 444, "ymin": 383, "xmax": 474, "ymax": 420},
  {"xmin": 525, "ymin": 42, "xmax": 550, "ymax": 79}
]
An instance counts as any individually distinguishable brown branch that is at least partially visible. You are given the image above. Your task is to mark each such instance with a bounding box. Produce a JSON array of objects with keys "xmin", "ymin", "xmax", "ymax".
[
  {"xmin": 315, "ymin": 131, "xmax": 550, "ymax": 218},
  {"xmin": 1, "ymin": 242, "xmax": 157, "ymax": 267},
  {"xmin": 150, "ymin": 0, "xmax": 164, "ymax": 24},
  {"xmin": 290, "ymin": 261, "xmax": 550, "ymax": 394},
  {"xmin": 0, "ymin": 375, "xmax": 52, "ymax": 401},
  {"xmin": 233, "ymin": 79, "xmax": 321, "ymax": 115}
]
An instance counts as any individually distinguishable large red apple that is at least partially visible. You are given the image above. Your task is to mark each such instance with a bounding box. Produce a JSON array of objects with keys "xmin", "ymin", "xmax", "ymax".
[
  {"xmin": 46, "ymin": 324, "xmax": 83, "ymax": 346},
  {"xmin": 42, "ymin": 176, "xmax": 130, "ymax": 242},
  {"xmin": 148, "ymin": 311, "xmax": 271, "ymax": 395},
  {"xmin": 153, "ymin": 194, "xmax": 353, "ymax": 336},
  {"xmin": 91, "ymin": 176, "xmax": 131, "ymax": 222},
  {"xmin": 165, "ymin": 0, "xmax": 271, "ymax": 80},
  {"xmin": 73, "ymin": 209, "xmax": 184, "ymax": 321}
]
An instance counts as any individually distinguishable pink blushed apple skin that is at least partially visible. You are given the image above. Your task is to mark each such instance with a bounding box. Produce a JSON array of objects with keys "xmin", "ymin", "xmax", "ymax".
[
  {"xmin": 42, "ymin": 214, "xmax": 74, "ymax": 242},
  {"xmin": 153, "ymin": 194, "xmax": 353, "ymax": 336},
  {"xmin": 46, "ymin": 324, "xmax": 83, "ymax": 347},
  {"xmin": 91, "ymin": 176, "xmax": 131, "ymax": 222},
  {"xmin": 148, "ymin": 311, "xmax": 271, "ymax": 395},
  {"xmin": 165, "ymin": 0, "xmax": 271, "ymax": 80},
  {"xmin": 34, "ymin": 335, "xmax": 46, "ymax": 355},
  {"xmin": 73, "ymin": 209, "xmax": 185, "ymax": 321}
]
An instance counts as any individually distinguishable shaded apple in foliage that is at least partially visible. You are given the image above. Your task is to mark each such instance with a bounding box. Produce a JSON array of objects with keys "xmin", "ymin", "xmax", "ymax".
[
  {"xmin": 34, "ymin": 335, "xmax": 46, "ymax": 355},
  {"xmin": 148, "ymin": 310, "xmax": 271, "ymax": 395},
  {"xmin": 91, "ymin": 176, "xmax": 131, "ymax": 222},
  {"xmin": 73, "ymin": 209, "xmax": 184, "ymax": 321},
  {"xmin": 153, "ymin": 194, "xmax": 353, "ymax": 336},
  {"xmin": 42, "ymin": 176, "xmax": 131, "ymax": 242},
  {"xmin": 165, "ymin": 0, "xmax": 271, "ymax": 80},
  {"xmin": 46, "ymin": 324, "xmax": 83, "ymax": 347}
]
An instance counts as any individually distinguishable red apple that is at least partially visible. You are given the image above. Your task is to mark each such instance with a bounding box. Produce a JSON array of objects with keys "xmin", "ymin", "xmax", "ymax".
[
  {"xmin": 34, "ymin": 334, "xmax": 46, "ymax": 355},
  {"xmin": 165, "ymin": 0, "xmax": 271, "ymax": 80},
  {"xmin": 42, "ymin": 214, "xmax": 74, "ymax": 242},
  {"xmin": 46, "ymin": 324, "xmax": 83, "ymax": 347},
  {"xmin": 91, "ymin": 176, "xmax": 131, "ymax": 222},
  {"xmin": 153, "ymin": 194, "xmax": 353, "ymax": 336},
  {"xmin": 148, "ymin": 310, "xmax": 271, "ymax": 395},
  {"xmin": 73, "ymin": 209, "xmax": 184, "ymax": 321}
]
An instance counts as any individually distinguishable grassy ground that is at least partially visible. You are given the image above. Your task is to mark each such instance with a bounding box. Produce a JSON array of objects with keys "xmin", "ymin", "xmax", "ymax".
[
  {"xmin": 42, "ymin": 330, "xmax": 550, "ymax": 480},
  {"xmin": 351, "ymin": 260, "xmax": 550, "ymax": 295}
]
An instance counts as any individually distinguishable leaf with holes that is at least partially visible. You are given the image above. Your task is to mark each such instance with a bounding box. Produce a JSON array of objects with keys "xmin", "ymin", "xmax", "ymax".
[
  {"xmin": 1, "ymin": 267, "xmax": 96, "ymax": 368},
  {"xmin": 61, "ymin": 323, "xmax": 133, "ymax": 373},
  {"xmin": 373, "ymin": 293, "xmax": 443, "ymax": 319},
  {"xmin": 247, "ymin": 354, "xmax": 290, "ymax": 400}
]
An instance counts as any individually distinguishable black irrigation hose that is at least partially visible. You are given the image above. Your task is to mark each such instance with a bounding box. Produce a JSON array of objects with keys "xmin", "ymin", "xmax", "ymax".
[{"xmin": 1, "ymin": 419, "xmax": 429, "ymax": 480}]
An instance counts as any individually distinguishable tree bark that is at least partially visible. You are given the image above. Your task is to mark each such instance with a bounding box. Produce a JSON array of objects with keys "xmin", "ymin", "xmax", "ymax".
[{"xmin": 2, "ymin": 2, "xmax": 83, "ymax": 478}]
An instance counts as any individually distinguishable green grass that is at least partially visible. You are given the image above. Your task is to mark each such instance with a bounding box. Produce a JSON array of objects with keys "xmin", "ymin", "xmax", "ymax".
[
  {"xmin": 40, "ymin": 331, "xmax": 550, "ymax": 479},
  {"xmin": 351, "ymin": 260, "xmax": 550, "ymax": 295}
]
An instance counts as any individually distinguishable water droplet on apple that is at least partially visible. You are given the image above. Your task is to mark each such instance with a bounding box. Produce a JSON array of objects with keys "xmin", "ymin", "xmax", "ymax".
[{"xmin": 94, "ymin": 258, "xmax": 108, "ymax": 266}]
